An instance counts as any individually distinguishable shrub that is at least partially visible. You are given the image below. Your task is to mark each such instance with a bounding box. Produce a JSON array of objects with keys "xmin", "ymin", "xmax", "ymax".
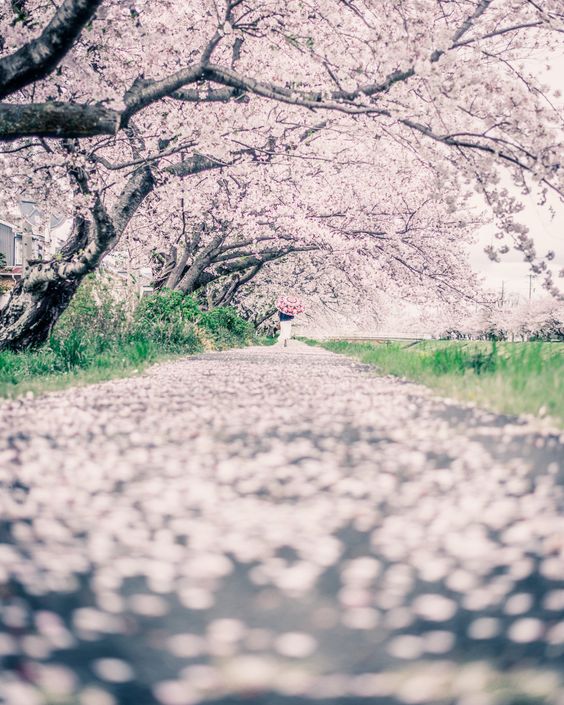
[
  {"xmin": 0, "ymin": 282, "xmax": 257, "ymax": 396},
  {"xmin": 132, "ymin": 289, "xmax": 203, "ymax": 350},
  {"xmin": 136, "ymin": 289, "xmax": 201, "ymax": 325},
  {"xmin": 199, "ymin": 306, "xmax": 252, "ymax": 345},
  {"xmin": 55, "ymin": 273, "xmax": 128, "ymax": 347}
]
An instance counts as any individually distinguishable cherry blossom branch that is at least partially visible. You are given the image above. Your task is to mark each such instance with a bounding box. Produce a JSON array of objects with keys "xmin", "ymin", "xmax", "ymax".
[
  {"xmin": 91, "ymin": 139, "xmax": 197, "ymax": 171},
  {"xmin": 171, "ymin": 86, "xmax": 246, "ymax": 103},
  {"xmin": 201, "ymin": 65, "xmax": 389, "ymax": 115},
  {"xmin": 372, "ymin": 243, "xmax": 479, "ymax": 302},
  {"xmin": 121, "ymin": 65, "xmax": 203, "ymax": 126},
  {"xmin": 0, "ymin": 139, "xmax": 40, "ymax": 154},
  {"xmin": 0, "ymin": 0, "xmax": 557, "ymax": 143},
  {"xmin": 201, "ymin": 0, "xmax": 496, "ymax": 105},
  {"xmin": 216, "ymin": 235, "xmax": 283, "ymax": 254},
  {"xmin": 0, "ymin": 0, "xmax": 103, "ymax": 99},
  {"xmin": 450, "ymin": 0, "xmax": 494, "ymax": 44},
  {"xmin": 452, "ymin": 20, "xmax": 545, "ymax": 47},
  {"xmin": 165, "ymin": 153, "xmax": 231, "ymax": 177},
  {"xmin": 209, "ymin": 245, "xmax": 319, "ymax": 280},
  {"xmin": 400, "ymin": 119, "xmax": 563, "ymax": 197}
]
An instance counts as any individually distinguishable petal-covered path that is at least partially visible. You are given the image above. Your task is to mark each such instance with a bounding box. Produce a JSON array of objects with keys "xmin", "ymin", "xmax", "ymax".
[{"xmin": 0, "ymin": 342, "xmax": 563, "ymax": 705}]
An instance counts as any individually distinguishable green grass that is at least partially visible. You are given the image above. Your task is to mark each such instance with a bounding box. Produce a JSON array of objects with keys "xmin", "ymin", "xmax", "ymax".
[
  {"xmin": 255, "ymin": 335, "xmax": 278, "ymax": 346},
  {"xmin": 0, "ymin": 334, "xmax": 194, "ymax": 399},
  {"xmin": 0, "ymin": 279, "xmax": 263, "ymax": 400},
  {"xmin": 0, "ymin": 328, "xmax": 273, "ymax": 400},
  {"xmin": 0, "ymin": 330, "xmax": 269, "ymax": 399},
  {"xmin": 308, "ymin": 339, "xmax": 564, "ymax": 425}
]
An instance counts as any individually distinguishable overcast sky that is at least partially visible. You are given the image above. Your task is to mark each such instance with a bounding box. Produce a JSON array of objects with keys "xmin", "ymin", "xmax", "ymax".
[
  {"xmin": 471, "ymin": 186, "xmax": 563, "ymax": 301},
  {"xmin": 472, "ymin": 53, "xmax": 563, "ymax": 301}
]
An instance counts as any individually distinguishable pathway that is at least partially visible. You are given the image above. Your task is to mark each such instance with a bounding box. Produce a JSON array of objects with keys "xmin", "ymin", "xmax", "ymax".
[{"xmin": 0, "ymin": 342, "xmax": 563, "ymax": 705}]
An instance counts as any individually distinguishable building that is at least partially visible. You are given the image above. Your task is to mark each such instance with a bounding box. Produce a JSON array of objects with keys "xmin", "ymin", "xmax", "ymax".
[
  {"xmin": 1, "ymin": 201, "xmax": 69, "ymax": 303},
  {"xmin": 0, "ymin": 217, "xmax": 26, "ymax": 296},
  {"xmin": 1, "ymin": 202, "xmax": 151, "ymax": 307}
]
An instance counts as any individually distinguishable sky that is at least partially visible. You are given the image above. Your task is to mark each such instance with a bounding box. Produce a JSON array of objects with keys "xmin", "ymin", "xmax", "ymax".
[
  {"xmin": 473, "ymin": 52, "xmax": 563, "ymax": 301},
  {"xmin": 471, "ymin": 187, "xmax": 564, "ymax": 302}
]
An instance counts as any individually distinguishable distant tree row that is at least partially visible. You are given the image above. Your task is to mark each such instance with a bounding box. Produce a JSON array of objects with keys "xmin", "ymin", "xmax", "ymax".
[{"xmin": 439, "ymin": 299, "xmax": 564, "ymax": 341}]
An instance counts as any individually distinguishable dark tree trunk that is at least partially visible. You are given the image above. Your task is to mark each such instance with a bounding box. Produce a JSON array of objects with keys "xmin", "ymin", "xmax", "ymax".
[
  {"xmin": 0, "ymin": 0, "xmax": 105, "ymax": 99},
  {"xmin": 152, "ymin": 232, "xmax": 318, "ymax": 301},
  {"xmin": 0, "ymin": 263, "xmax": 82, "ymax": 350}
]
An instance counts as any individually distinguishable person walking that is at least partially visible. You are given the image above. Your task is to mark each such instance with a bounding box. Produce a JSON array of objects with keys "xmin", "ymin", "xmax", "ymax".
[
  {"xmin": 278, "ymin": 310, "xmax": 294, "ymax": 347},
  {"xmin": 276, "ymin": 294, "xmax": 304, "ymax": 347}
]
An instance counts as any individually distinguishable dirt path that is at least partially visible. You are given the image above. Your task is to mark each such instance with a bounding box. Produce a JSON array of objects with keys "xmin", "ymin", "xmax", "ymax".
[{"xmin": 0, "ymin": 342, "xmax": 563, "ymax": 705}]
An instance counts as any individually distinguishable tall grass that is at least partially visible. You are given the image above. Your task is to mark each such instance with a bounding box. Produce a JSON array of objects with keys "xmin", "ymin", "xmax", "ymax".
[
  {"xmin": 0, "ymin": 335, "xmax": 161, "ymax": 397},
  {"xmin": 0, "ymin": 276, "xmax": 255, "ymax": 398},
  {"xmin": 312, "ymin": 339, "xmax": 564, "ymax": 424}
]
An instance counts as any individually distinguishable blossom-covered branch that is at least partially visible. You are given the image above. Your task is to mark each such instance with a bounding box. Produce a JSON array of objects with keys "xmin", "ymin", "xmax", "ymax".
[{"xmin": 0, "ymin": 0, "xmax": 103, "ymax": 99}]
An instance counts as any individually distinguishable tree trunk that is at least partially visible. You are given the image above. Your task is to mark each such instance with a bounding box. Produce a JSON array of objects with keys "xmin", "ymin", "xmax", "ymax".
[
  {"xmin": 175, "ymin": 232, "xmax": 225, "ymax": 293},
  {"xmin": 0, "ymin": 263, "xmax": 82, "ymax": 349},
  {"xmin": 0, "ymin": 166, "xmax": 154, "ymax": 351},
  {"xmin": 0, "ymin": 0, "xmax": 105, "ymax": 100}
]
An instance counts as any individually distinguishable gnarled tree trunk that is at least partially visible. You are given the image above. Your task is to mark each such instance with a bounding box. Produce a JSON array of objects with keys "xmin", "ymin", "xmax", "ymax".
[
  {"xmin": 152, "ymin": 225, "xmax": 318, "ymax": 304},
  {"xmin": 0, "ymin": 166, "xmax": 154, "ymax": 351},
  {"xmin": 0, "ymin": 264, "xmax": 83, "ymax": 350}
]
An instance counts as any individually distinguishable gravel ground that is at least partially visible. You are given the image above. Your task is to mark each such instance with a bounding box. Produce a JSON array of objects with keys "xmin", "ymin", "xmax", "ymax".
[{"xmin": 0, "ymin": 341, "xmax": 563, "ymax": 705}]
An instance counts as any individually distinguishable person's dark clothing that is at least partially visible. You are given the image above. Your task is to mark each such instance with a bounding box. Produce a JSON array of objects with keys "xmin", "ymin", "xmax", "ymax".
[{"xmin": 279, "ymin": 312, "xmax": 294, "ymax": 321}]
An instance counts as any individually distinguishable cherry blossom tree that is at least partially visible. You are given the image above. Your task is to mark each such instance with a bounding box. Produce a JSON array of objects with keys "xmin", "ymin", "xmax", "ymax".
[
  {"xmin": 132, "ymin": 132, "xmax": 482, "ymax": 312},
  {"xmin": 1, "ymin": 76, "xmax": 484, "ymax": 350},
  {"xmin": 0, "ymin": 0, "xmax": 562, "ymax": 349},
  {"xmin": 483, "ymin": 298, "xmax": 564, "ymax": 341},
  {"xmin": 0, "ymin": 139, "xmax": 228, "ymax": 349}
]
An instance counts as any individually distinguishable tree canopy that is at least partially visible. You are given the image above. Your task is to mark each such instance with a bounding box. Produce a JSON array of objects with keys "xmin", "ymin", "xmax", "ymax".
[{"xmin": 0, "ymin": 0, "xmax": 562, "ymax": 349}]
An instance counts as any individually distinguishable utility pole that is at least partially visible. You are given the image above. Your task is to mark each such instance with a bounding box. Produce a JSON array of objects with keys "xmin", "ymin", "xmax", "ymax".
[
  {"xmin": 500, "ymin": 280, "xmax": 505, "ymax": 308},
  {"xmin": 529, "ymin": 274, "xmax": 533, "ymax": 301}
]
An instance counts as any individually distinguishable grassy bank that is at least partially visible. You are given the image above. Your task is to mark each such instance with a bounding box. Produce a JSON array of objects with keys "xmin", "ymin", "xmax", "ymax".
[
  {"xmin": 0, "ymin": 278, "xmax": 262, "ymax": 399},
  {"xmin": 310, "ymin": 339, "xmax": 564, "ymax": 425}
]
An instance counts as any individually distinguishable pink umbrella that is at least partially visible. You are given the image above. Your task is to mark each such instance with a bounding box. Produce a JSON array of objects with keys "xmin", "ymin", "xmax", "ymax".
[{"xmin": 276, "ymin": 294, "xmax": 305, "ymax": 316}]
